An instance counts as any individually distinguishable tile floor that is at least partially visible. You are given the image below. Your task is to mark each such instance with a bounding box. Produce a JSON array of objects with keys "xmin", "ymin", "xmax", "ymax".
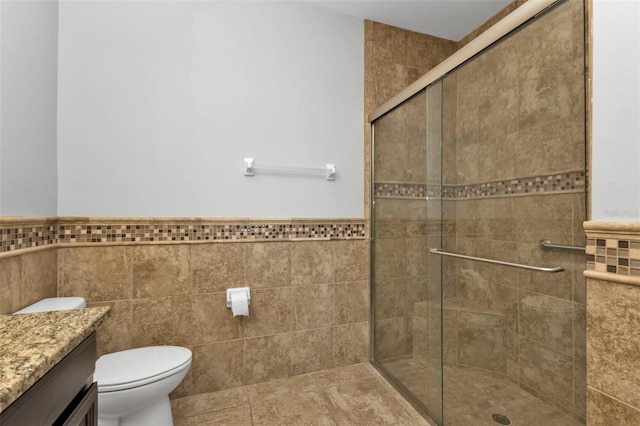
[
  {"xmin": 382, "ymin": 357, "xmax": 585, "ymax": 426},
  {"xmin": 171, "ymin": 363, "xmax": 432, "ymax": 426}
]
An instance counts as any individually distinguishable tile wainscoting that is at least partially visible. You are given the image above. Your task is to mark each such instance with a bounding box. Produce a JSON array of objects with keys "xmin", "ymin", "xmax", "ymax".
[
  {"xmin": 584, "ymin": 221, "xmax": 640, "ymax": 425},
  {"xmin": 0, "ymin": 217, "xmax": 369, "ymax": 400}
]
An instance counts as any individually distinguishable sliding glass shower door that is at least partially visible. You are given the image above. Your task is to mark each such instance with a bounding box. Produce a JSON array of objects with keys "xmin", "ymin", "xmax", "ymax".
[
  {"xmin": 371, "ymin": 1, "xmax": 586, "ymax": 425},
  {"xmin": 371, "ymin": 82, "xmax": 444, "ymax": 423}
]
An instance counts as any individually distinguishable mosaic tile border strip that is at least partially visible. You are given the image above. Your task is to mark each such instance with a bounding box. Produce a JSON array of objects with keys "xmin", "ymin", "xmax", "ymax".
[
  {"xmin": 374, "ymin": 171, "xmax": 586, "ymax": 199},
  {"xmin": 0, "ymin": 221, "xmax": 366, "ymax": 254},
  {"xmin": 586, "ymin": 238, "xmax": 640, "ymax": 277},
  {"xmin": 373, "ymin": 183, "xmax": 440, "ymax": 199},
  {"xmin": 0, "ymin": 226, "xmax": 58, "ymax": 254},
  {"xmin": 57, "ymin": 222, "xmax": 366, "ymax": 244}
]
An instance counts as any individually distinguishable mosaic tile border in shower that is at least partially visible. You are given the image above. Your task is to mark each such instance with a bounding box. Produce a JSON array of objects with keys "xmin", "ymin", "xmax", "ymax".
[
  {"xmin": 0, "ymin": 219, "xmax": 366, "ymax": 255},
  {"xmin": 374, "ymin": 170, "xmax": 586, "ymax": 199},
  {"xmin": 586, "ymin": 238, "xmax": 640, "ymax": 277}
]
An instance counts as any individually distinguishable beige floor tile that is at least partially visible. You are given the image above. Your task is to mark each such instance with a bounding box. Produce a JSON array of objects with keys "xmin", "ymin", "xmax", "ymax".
[
  {"xmin": 173, "ymin": 363, "xmax": 434, "ymax": 426},
  {"xmin": 246, "ymin": 373, "xmax": 318, "ymax": 403},
  {"xmin": 175, "ymin": 404, "xmax": 252, "ymax": 426},
  {"xmin": 310, "ymin": 363, "xmax": 376, "ymax": 387},
  {"xmin": 251, "ymin": 390, "xmax": 337, "ymax": 426},
  {"xmin": 322, "ymin": 376, "xmax": 416, "ymax": 425},
  {"xmin": 171, "ymin": 387, "xmax": 250, "ymax": 419}
]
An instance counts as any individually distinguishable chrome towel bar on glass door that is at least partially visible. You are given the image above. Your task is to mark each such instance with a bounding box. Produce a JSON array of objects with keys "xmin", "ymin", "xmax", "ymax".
[
  {"xmin": 429, "ymin": 248, "xmax": 565, "ymax": 273},
  {"xmin": 539, "ymin": 239, "xmax": 586, "ymax": 253}
]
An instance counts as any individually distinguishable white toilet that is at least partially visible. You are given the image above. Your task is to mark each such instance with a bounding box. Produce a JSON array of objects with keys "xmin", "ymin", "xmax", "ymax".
[{"xmin": 15, "ymin": 297, "xmax": 192, "ymax": 426}]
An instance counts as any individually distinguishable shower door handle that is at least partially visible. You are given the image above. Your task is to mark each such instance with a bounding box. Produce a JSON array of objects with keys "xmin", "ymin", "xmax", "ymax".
[{"xmin": 429, "ymin": 248, "xmax": 565, "ymax": 273}]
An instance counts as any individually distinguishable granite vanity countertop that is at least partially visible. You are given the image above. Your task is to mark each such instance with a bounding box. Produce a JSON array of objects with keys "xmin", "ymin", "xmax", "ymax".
[{"xmin": 0, "ymin": 306, "xmax": 110, "ymax": 413}]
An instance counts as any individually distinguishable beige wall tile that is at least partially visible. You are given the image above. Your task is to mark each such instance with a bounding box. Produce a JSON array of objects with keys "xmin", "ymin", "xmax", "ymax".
[
  {"xmin": 574, "ymin": 355, "xmax": 587, "ymax": 420},
  {"xmin": 514, "ymin": 194, "xmax": 574, "ymax": 246},
  {"xmin": 403, "ymin": 237, "xmax": 428, "ymax": 277},
  {"xmin": 132, "ymin": 245, "xmax": 191, "ymax": 298},
  {"xmin": 334, "ymin": 322, "xmax": 369, "ymax": 367},
  {"xmin": 588, "ymin": 388, "xmax": 640, "ymax": 426},
  {"xmin": 406, "ymin": 30, "xmax": 457, "ymax": 71},
  {"xmin": 519, "ymin": 336, "xmax": 573, "ymax": 410},
  {"xmin": 587, "ymin": 279, "xmax": 640, "ymax": 408},
  {"xmin": 244, "ymin": 334, "xmax": 293, "ymax": 385},
  {"xmin": 293, "ymin": 284, "xmax": 334, "ymax": 331},
  {"xmin": 190, "ymin": 292, "xmax": 242, "ymax": 345},
  {"xmin": 505, "ymin": 330, "xmax": 519, "ymax": 381},
  {"xmin": 170, "ymin": 368, "xmax": 191, "ymax": 399},
  {"xmin": 573, "ymin": 302, "xmax": 586, "ymax": 360},
  {"xmin": 245, "ymin": 242, "xmax": 290, "ymax": 288},
  {"xmin": 290, "ymin": 241, "xmax": 334, "ymax": 286},
  {"xmin": 191, "ymin": 243, "xmax": 244, "ymax": 293},
  {"xmin": 191, "ymin": 340, "xmax": 244, "ymax": 393},
  {"xmin": 519, "ymin": 290, "xmax": 574, "ymax": 355},
  {"xmin": 131, "ymin": 296, "xmax": 191, "ymax": 347},
  {"xmin": 373, "ymin": 238, "xmax": 405, "ymax": 279},
  {"xmin": 374, "ymin": 277, "xmax": 408, "ymax": 321},
  {"xmin": 443, "ymin": 315, "xmax": 458, "ymax": 365},
  {"xmin": 458, "ymin": 325, "xmax": 506, "ymax": 373},
  {"xmin": 517, "ymin": 0, "xmax": 573, "ymax": 72},
  {"xmin": 243, "ymin": 287, "xmax": 293, "ymax": 338},
  {"xmin": 291, "ymin": 328, "xmax": 334, "ymax": 376},
  {"xmin": 475, "ymin": 198, "xmax": 516, "ymax": 242},
  {"xmin": 0, "ymin": 256, "xmax": 22, "ymax": 314},
  {"xmin": 58, "ymin": 247, "xmax": 131, "ymax": 302},
  {"xmin": 333, "ymin": 240, "xmax": 369, "ymax": 283},
  {"xmin": 335, "ymin": 280, "xmax": 369, "ymax": 325},
  {"xmin": 519, "ymin": 119, "xmax": 581, "ymax": 174},
  {"xmin": 374, "ymin": 317, "xmax": 411, "ymax": 360},
  {"xmin": 20, "ymin": 249, "xmax": 57, "ymax": 307},
  {"xmin": 87, "ymin": 300, "xmax": 133, "ymax": 357},
  {"xmin": 517, "ymin": 243, "xmax": 573, "ymax": 301},
  {"xmin": 371, "ymin": 21, "xmax": 407, "ymax": 65}
]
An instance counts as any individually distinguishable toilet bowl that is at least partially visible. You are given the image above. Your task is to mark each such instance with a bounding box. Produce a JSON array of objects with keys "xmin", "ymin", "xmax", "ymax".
[
  {"xmin": 95, "ymin": 346, "xmax": 192, "ymax": 426},
  {"xmin": 15, "ymin": 297, "xmax": 192, "ymax": 426}
]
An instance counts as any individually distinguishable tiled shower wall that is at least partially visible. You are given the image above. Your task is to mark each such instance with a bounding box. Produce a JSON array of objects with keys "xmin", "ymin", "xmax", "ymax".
[{"xmin": 442, "ymin": 0, "xmax": 587, "ymax": 421}]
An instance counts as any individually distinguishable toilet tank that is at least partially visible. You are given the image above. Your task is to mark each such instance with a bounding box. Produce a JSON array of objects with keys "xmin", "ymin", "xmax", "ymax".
[{"xmin": 14, "ymin": 297, "xmax": 87, "ymax": 314}]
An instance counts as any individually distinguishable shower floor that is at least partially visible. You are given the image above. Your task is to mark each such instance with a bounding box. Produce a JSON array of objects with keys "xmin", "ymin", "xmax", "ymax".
[{"xmin": 382, "ymin": 357, "xmax": 584, "ymax": 426}]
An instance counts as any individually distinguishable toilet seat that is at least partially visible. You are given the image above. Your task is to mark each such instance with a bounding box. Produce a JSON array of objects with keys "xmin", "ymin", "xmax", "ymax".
[{"xmin": 96, "ymin": 346, "xmax": 192, "ymax": 393}]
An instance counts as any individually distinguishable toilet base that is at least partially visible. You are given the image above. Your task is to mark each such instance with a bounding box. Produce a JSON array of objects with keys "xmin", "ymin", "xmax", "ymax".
[{"xmin": 98, "ymin": 395, "xmax": 173, "ymax": 426}]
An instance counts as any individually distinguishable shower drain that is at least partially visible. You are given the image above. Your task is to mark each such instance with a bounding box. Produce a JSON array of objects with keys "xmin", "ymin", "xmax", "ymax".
[{"xmin": 491, "ymin": 414, "xmax": 512, "ymax": 425}]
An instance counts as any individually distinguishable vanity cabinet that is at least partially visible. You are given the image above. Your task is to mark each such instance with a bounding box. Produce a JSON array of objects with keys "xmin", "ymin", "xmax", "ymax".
[{"xmin": 0, "ymin": 333, "xmax": 97, "ymax": 426}]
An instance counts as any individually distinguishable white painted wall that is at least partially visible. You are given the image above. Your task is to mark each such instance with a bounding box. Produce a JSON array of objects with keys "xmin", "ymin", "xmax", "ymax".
[
  {"xmin": 592, "ymin": 0, "xmax": 640, "ymax": 221},
  {"xmin": 0, "ymin": 0, "xmax": 59, "ymax": 216},
  {"xmin": 57, "ymin": 1, "xmax": 364, "ymax": 218}
]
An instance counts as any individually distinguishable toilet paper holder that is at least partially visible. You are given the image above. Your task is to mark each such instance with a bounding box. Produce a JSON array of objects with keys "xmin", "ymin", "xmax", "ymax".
[{"xmin": 226, "ymin": 287, "xmax": 251, "ymax": 310}]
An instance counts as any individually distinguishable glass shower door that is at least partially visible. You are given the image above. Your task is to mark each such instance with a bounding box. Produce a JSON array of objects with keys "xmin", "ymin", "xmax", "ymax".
[
  {"xmin": 437, "ymin": 0, "xmax": 587, "ymax": 424},
  {"xmin": 371, "ymin": 81, "xmax": 444, "ymax": 423}
]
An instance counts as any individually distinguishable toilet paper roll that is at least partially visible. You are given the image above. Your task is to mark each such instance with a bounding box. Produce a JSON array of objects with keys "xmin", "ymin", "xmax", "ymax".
[{"xmin": 230, "ymin": 290, "xmax": 249, "ymax": 317}]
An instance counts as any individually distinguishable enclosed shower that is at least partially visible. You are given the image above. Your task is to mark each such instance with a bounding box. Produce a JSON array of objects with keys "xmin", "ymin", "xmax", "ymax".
[{"xmin": 370, "ymin": 0, "xmax": 587, "ymax": 425}]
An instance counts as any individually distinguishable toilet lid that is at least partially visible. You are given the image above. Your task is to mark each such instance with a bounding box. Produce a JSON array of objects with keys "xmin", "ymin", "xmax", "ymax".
[{"xmin": 95, "ymin": 346, "xmax": 192, "ymax": 392}]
